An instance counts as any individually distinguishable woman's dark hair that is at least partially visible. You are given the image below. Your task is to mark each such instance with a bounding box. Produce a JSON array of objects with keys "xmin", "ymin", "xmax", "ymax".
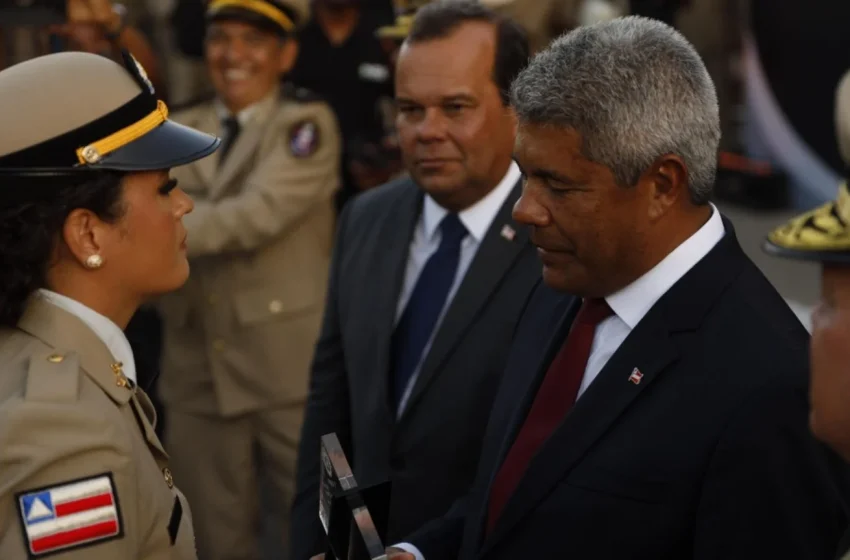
[
  {"xmin": 0, "ymin": 171, "xmax": 126, "ymax": 327},
  {"xmin": 406, "ymin": 0, "xmax": 530, "ymax": 106}
]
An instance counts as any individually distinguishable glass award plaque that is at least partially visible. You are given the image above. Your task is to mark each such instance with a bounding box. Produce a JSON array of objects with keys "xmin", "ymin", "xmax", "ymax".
[{"xmin": 320, "ymin": 433, "xmax": 391, "ymax": 560}]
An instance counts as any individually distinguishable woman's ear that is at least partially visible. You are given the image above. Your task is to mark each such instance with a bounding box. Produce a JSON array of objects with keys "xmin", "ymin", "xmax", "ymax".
[{"xmin": 62, "ymin": 209, "xmax": 105, "ymax": 269}]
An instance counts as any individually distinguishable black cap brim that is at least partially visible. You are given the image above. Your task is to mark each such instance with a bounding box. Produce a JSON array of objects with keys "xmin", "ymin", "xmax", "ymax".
[
  {"xmin": 762, "ymin": 239, "xmax": 850, "ymax": 265},
  {"xmin": 91, "ymin": 119, "xmax": 220, "ymax": 171}
]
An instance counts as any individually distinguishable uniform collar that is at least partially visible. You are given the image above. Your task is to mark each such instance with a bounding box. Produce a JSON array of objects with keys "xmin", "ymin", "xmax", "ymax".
[
  {"xmin": 17, "ymin": 295, "xmax": 135, "ymax": 405},
  {"xmin": 606, "ymin": 204, "xmax": 725, "ymax": 329},
  {"xmin": 36, "ymin": 290, "xmax": 136, "ymax": 384},
  {"xmin": 422, "ymin": 161, "xmax": 521, "ymax": 243},
  {"xmin": 214, "ymin": 87, "xmax": 280, "ymax": 127}
]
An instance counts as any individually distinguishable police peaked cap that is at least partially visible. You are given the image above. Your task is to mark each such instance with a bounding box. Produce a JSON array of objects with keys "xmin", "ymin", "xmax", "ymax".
[{"xmin": 0, "ymin": 51, "xmax": 220, "ymax": 177}]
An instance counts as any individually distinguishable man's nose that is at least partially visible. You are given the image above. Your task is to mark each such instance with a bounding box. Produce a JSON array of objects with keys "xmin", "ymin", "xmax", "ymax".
[
  {"xmin": 416, "ymin": 108, "xmax": 448, "ymax": 142},
  {"xmin": 512, "ymin": 184, "xmax": 550, "ymax": 227}
]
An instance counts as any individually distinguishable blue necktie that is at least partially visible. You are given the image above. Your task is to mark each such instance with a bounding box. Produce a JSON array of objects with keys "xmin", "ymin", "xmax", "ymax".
[{"xmin": 391, "ymin": 213, "xmax": 468, "ymax": 409}]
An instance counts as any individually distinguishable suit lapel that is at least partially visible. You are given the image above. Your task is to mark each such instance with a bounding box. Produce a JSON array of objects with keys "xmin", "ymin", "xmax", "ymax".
[
  {"xmin": 482, "ymin": 316, "xmax": 678, "ymax": 552},
  {"xmin": 399, "ymin": 182, "xmax": 528, "ymax": 419},
  {"xmin": 462, "ymin": 289, "xmax": 578, "ymax": 548},
  {"xmin": 370, "ymin": 182, "xmax": 422, "ymax": 423},
  {"xmin": 208, "ymin": 91, "xmax": 279, "ymax": 200},
  {"xmin": 131, "ymin": 391, "xmax": 169, "ymax": 460},
  {"xmin": 480, "ymin": 217, "xmax": 748, "ymax": 552}
]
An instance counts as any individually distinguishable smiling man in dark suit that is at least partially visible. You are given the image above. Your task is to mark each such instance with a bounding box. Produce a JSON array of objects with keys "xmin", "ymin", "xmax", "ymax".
[
  {"xmin": 391, "ymin": 16, "xmax": 850, "ymax": 560},
  {"xmin": 290, "ymin": 3, "xmax": 540, "ymax": 559}
]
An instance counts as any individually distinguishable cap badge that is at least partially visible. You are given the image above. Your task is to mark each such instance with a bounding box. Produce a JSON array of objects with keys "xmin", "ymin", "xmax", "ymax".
[
  {"xmin": 80, "ymin": 146, "xmax": 102, "ymax": 164},
  {"xmin": 131, "ymin": 55, "xmax": 155, "ymax": 95}
]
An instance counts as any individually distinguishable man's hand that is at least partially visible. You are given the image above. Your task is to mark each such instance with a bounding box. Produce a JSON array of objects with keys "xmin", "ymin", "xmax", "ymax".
[{"xmin": 309, "ymin": 548, "xmax": 415, "ymax": 560}]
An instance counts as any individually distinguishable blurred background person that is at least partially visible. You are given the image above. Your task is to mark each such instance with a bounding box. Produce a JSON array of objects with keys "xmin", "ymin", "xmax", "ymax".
[
  {"xmin": 154, "ymin": 0, "xmax": 341, "ymax": 558},
  {"xmin": 763, "ymin": 69, "xmax": 850, "ymax": 560},
  {"xmin": 288, "ymin": 0, "xmax": 400, "ymax": 211},
  {"xmin": 292, "ymin": 2, "xmax": 540, "ymax": 559},
  {"xmin": 167, "ymin": 0, "xmax": 215, "ymax": 104},
  {"xmin": 0, "ymin": 0, "xmax": 163, "ymax": 90},
  {"xmin": 481, "ymin": 0, "xmax": 582, "ymax": 54}
]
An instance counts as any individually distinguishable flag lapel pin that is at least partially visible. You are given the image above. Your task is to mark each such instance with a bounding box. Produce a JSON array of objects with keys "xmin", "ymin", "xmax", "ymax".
[{"xmin": 628, "ymin": 368, "xmax": 644, "ymax": 385}]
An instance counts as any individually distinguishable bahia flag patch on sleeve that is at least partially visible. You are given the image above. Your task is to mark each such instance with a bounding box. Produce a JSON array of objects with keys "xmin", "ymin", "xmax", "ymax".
[{"xmin": 15, "ymin": 473, "xmax": 123, "ymax": 558}]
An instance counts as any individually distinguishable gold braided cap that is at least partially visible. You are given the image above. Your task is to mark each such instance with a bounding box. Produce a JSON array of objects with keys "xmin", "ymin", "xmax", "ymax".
[
  {"xmin": 376, "ymin": 14, "xmax": 415, "ymax": 39},
  {"xmin": 207, "ymin": 0, "xmax": 309, "ymax": 31},
  {"xmin": 765, "ymin": 182, "xmax": 850, "ymax": 259}
]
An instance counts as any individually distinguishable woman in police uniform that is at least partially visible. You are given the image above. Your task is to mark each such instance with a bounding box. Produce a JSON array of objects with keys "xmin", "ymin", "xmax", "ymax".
[{"xmin": 0, "ymin": 50, "xmax": 219, "ymax": 559}]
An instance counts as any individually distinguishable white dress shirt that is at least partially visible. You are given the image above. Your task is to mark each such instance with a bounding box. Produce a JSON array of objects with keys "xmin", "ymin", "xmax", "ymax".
[
  {"xmin": 394, "ymin": 162, "xmax": 522, "ymax": 416},
  {"xmin": 37, "ymin": 289, "xmax": 137, "ymax": 385},
  {"xmin": 395, "ymin": 203, "xmax": 725, "ymax": 560}
]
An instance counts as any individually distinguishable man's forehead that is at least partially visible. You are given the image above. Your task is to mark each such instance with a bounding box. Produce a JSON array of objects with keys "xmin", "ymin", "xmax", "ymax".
[
  {"xmin": 515, "ymin": 123, "xmax": 582, "ymax": 152},
  {"xmin": 397, "ymin": 22, "xmax": 496, "ymax": 77}
]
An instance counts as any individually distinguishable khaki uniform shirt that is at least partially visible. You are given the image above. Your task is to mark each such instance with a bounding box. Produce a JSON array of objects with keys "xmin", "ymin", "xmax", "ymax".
[
  {"xmin": 0, "ymin": 296, "xmax": 196, "ymax": 560},
  {"xmin": 157, "ymin": 86, "xmax": 341, "ymax": 417}
]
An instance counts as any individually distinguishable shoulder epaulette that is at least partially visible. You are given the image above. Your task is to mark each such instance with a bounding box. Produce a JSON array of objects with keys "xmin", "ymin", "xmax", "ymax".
[
  {"xmin": 24, "ymin": 348, "xmax": 81, "ymax": 403},
  {"xmin": 281, "ymin": 82, "xmax": 326, "ymax": 104}
]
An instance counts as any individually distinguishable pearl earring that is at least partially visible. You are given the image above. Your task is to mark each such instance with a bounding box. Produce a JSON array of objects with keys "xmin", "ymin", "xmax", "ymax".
[{"xmin": 85, "ymin": 254, "xmax": 104, "ymax": 269}]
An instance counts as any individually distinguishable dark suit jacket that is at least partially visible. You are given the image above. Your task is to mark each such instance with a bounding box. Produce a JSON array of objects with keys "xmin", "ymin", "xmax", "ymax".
[
  {"xmin": 290, "ymin": 177, "xmax": 541, "ymax": 559},
  {"xmin": 408, "ymin": 219, "xmax": 850, "ymax": 560}
]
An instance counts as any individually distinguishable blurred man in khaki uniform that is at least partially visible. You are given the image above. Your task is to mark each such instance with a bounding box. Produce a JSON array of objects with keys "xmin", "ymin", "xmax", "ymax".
[
  {"xmin": 764, "ymin": 71, "xmax": 850, "ymax": 560},
  {"xmin": 0, "ymin": 51, "xmax": 221, "ymax": 559},
  {"xmin": 156, "ymin": 0, "xmax": 341, "ymax": 558}
]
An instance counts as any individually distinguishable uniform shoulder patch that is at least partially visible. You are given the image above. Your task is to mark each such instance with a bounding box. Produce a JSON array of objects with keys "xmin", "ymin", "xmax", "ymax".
[
  {"xmin": 288, "ymin": 120, "xmax": 320, "ymax": 158},
  {"xmin": 15, "ymin": 473, "xmax": 123, "ymax": 558}
]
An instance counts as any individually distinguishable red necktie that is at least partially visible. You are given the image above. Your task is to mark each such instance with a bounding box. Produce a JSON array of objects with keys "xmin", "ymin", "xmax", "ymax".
[{"xmin": 486, "ymin": 298, "xmax": 613, "ymax": 534}]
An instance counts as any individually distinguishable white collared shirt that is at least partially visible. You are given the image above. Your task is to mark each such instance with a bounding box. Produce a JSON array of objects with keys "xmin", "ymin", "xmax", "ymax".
[
  {"xmin": 393, "ymin": 162, "xmax": 522, "ymax": 416},
  {"xmin": 579, "ymin": 203, "xmax": 726, "ymax": 398},
  {"xmin": 37, "ymin": 289, "xmax": 137, "ymax": 385},
  {"xmin": 394, "ymin": 203, "xmax": 725, "ymax": 560},
  {"xmin": 214, "ymin": 99, "xmax": 260, "ymax": 127}
]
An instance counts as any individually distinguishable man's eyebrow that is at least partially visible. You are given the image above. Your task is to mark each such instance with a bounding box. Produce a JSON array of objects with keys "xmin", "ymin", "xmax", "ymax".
[{"xmin": 441, "ymin": 94, "xmax": 477, "ymax": 104}]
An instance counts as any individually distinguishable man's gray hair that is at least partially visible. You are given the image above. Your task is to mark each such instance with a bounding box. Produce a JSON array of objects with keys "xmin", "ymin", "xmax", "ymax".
[{"xmin": 510, "ymin": 16, "xmax": 720, "ymax": 204}]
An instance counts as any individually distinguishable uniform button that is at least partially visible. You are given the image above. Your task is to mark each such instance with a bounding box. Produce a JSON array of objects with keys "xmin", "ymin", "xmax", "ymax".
[
  {"xmin": 163, "ymin": 467, "xmax": 174, "ymax": 489},
  {"xmin": 268, "ymin": 299, "xmax": 283, "ymax": 314},
  {"xmin": 208, "ymin": 294, "xmax": 219, "ymax": 305},
  {"xmin": 212, "ymin": 339, "xmax": 226, "ymax": 352},
  {"xmin": 46, "ymin": 354, "xmax": 64, "ymax": 363}
]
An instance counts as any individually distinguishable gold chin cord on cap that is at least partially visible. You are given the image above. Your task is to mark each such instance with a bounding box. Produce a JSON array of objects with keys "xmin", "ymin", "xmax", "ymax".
[
  {"xmin": 76, "ymin": 100, "xmax": 170, "ymax": 165},
  {"xmin": 207, "ymin": 0, "xmax": 295, "ymax": 32}
]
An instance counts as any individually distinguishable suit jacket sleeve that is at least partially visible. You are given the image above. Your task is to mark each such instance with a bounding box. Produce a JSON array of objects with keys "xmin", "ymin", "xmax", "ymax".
[
  {"xmin": 403, "ymin": 494, "xmax": 469, "ymax": 560},
  {"xmin": 290, "ymin": 203, "xmax": 354, "ymax": 560},
  {"xmin": 183, "ymin": 102, "xmax": 341, "ymax": 258},
  {"xmin": 693, "ymin": 383, "xmax": 849, "ymax": 559}
]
